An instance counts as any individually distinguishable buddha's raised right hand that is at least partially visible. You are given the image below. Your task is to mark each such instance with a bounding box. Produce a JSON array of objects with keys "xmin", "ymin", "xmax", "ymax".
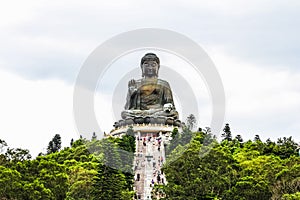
[{"xmin": 128, "ymin": 79, "xmax": 136, "ymax": 88}]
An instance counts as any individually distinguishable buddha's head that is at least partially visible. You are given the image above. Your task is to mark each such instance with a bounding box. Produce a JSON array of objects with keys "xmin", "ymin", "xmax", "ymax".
[{"xmin": 140, "ymin": 53, "xmax": 160, "ymax": 78}]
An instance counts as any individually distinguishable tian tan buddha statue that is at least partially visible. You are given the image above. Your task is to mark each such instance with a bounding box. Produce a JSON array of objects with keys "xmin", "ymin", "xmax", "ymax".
[{"xmin": 114, "ymin": 53, "xmax": 182, "ymax": 128}]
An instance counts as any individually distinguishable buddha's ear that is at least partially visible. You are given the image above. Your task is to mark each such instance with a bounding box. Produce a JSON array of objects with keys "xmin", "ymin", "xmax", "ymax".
[
  {"xmin": 156, "ymin": 64, "xmax": 160, "ymax": 76},
  {"xmin": 142, "ymin": 67, "xmax": 145, "ymax": 77}
]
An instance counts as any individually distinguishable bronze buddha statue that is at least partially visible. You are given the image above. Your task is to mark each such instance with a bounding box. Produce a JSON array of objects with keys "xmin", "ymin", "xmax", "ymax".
[{"xmin": 115, "ymin": 53, "xmax": 181, "ymax": 127}]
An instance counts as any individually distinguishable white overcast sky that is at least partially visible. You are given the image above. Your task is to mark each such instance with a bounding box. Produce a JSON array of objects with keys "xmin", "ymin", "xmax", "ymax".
[{"xmin": 0, "ymin": 0, "xmax": 300, "ymax": 156}]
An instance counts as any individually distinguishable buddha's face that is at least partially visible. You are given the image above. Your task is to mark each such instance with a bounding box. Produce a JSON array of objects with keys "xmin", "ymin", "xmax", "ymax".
[{"xmin": 142, "ymin": 60, "xmax": 159, "ymax": 78}]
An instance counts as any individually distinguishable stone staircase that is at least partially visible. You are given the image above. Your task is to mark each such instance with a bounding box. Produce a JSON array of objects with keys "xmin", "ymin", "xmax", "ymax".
[{"xmin": 133, "ymin": 134, "xmax": 167, "ymax": 200}]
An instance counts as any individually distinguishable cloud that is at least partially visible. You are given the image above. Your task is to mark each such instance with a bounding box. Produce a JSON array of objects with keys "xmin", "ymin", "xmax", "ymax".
[
  {"xmin": 0, "ymin": 68, "xmax": 78, "ymax": 156},
  {"xmin": 209, "ymin": 47, "xmax": 300, "ymax": 141},
  {"xmin": 1, "ymin": 0, "xmax": 300, "ymax": 83},
  {"xmin": 0, "ymin": 0, "xmax": 300, "ymax": 156},
  {"xmin": 0, "ymin": 0, "xmax": 41, "ymax": 28},
  {"xmin": 0, "ymin": 46, "xmax": 299, "ymax": 157}
]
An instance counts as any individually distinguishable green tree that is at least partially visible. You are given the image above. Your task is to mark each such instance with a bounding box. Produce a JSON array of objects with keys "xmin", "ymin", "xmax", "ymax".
[
  {"xmin": 271, "ymin": 157, "xmax": 300, "ymax": 199},
  {"xmin": 0, "ymin": 166, "xmax": 22, "ymax": 199},
  {"xmin": 70, "ymin": 138, "xmax": 74, "ymax": 147},
  {"xmin": 22, "ymin": 179, "xmax": 55, "ymax": 200},
  {"xmin": 0, "ymin": 139, "xmax": 8, "ymax": 166},
  {"xmin": 226, "ymin": 176, "xmax": 271, "ymax": 200},
  {"xmin": 222, "ymin": 123, "xmax": 232, "ymax": 141},
  {"xmin": 282, "ymin": 192, "xmax": 300, "ymax": 200},
  {"xmin": 203, "ymin": 127, "xmax": 212, "ymax": 135},
  {"xmin": 163, "ymin": 135, "xmax": 238, "ymax": 199},
  {"xmin": 37, "ymin": 158, "xmax": 69, "ymax": 199},
  {"xmin": 0, "ymin": 137, "xmax": 136, "ymax": 200},
  {"xmin": 92, "ymin": 165, "xmax": 133, "ymax": 199},
  {"xmin": 91, "ymin": 132, "xmax": 97, "ymax": 140},
  {"xmin": 263, "ymin": 138, "xmax": 277, "ymax": 155},
  {"xmin": 235, "ymin": 134, "xmax": 243, "ymax": 143},
  {"xmin": 66, "ymin": 163, "xmax": 97, "ymax": 200},
  {"xmin": 276, "ymin": 137, "xmax": 298, "ymax": 159},
  {"xmin": 254, "ymin": 134, "xmax": 261, "ymax": 142},
  {"xmin": 171, "ymin": 127, "xmax": 179, "ymax": 138},
  {"xmin": 186, "ymin": 114, "xmax": 196, "ymax": 130},
  {"xmin": 47, "ymin": 134, "xmax": 62, "ymax": 154},
  {"xmin": 5, "ymin": 147, "xmax": 32, "ymax": 162}
]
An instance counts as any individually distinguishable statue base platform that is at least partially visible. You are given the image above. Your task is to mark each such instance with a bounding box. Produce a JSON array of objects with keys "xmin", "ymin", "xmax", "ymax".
[
  {"xmin": 108, "ymin": 123, "xmax": 182, "ymax": 138},
  {"xmin": 113, "ymin": 116, "xmax": 183, "ymax": 129}
]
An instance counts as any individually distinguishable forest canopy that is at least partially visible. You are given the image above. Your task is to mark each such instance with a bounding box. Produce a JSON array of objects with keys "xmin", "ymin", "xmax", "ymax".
[{"xmin": 0, "ymin": 124, "xmax": 299, "ymax": 200}]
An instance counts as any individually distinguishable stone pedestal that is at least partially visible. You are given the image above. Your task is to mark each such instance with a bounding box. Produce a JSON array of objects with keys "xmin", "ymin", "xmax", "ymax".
[{"xmin": 109, "ymin": 123, "xmax": 181, "ymax": 138}]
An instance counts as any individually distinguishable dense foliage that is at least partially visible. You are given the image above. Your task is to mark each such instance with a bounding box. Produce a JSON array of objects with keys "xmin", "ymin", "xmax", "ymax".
[
  {"xmin": 0, "ymin": 131, "xmax": 135, "ymax": 200},
  {"xmin": 157, "ymin": 125, "xmax": 300, "ymax": 200},
  {"xmin": 1, "ymin": 123, "xmax": 299, "ymax": 200}
]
